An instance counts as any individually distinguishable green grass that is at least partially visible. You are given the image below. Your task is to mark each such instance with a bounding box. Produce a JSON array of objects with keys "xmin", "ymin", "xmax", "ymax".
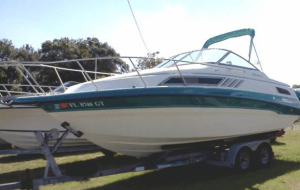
[{"xmin": 1, "ymin": 128, "xmax": 300, "ymax": 190}]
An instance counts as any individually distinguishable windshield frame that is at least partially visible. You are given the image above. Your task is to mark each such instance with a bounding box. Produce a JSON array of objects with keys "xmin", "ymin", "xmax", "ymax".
[{"xmin": 156, "ymin": 48, "xmax": 260, "ymax": 71}]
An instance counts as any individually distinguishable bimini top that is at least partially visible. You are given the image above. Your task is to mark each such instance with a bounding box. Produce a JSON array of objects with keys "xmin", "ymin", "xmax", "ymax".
[{"xmin": 202, "ymin": 28, "xmax": 255, "ymax": 49}]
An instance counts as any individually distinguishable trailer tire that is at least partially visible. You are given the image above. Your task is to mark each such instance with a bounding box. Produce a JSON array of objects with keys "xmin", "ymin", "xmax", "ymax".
[
  {"xmin": 235, "ymin": 147, "xmax": 253, "ymax": 171},
  {"xmin": 255, "ymin": 143, "xmax": 273, "ymax": 168}
]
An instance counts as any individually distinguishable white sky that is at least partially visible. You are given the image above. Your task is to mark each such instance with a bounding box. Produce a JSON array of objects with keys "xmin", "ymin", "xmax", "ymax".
[{"xmin": 1, "ymin": 0, "xmax": 300, "ymax": 86}]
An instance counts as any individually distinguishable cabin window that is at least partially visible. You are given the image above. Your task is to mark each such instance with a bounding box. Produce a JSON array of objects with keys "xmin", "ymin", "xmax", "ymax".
[
  {"xmin": 276, "ymin": 87, "xmax": 290, "ymax": 95},
  {"xmin": 198, "ymin": 78, "xmax": 222, "ymax": 85},
  {"xmin": 163, "ymin": 77, "xmax": 223, "ymax": 85},
  {"xmin": 164, "ymin": 78, "xmax": 184, "ymax": 84}
]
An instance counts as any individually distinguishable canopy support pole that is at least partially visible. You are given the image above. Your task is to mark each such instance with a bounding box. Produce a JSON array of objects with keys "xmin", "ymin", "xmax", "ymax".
[
  {"xmin": 248, "ymin": 37, "xmax": 253, "ymax": 62},
  {"xmin": 253, "ymin": 43, "xmax": 263, "ymax": 72},
  {"xmin": 95, "ymin": 59, "xmax": 97, "ymax": 80}
]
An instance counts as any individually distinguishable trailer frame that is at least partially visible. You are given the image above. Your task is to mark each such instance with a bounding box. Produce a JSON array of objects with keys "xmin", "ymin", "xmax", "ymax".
[{"xmin": 0, "ymin": 124, "xmax": 274, "ymax": 190}]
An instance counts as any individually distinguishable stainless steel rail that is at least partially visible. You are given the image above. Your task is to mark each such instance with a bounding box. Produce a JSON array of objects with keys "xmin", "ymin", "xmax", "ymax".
[
  {"xmin": 54, "ymin": 68, "xmax": 66, "ymax": 92},
  {"xmin": 0, "ymin": 56, "xmax": 192, "ymax": 66},
  {"xmin": 0, "ymin": 84, "xmax": 57, "ymax": 88},
  {"xmin": 76, "ymin": 61, "xmax": 99, "ymax": 91},
  {"xmin": 15, "ymin": 66, "xmax": 40, "ymax": 94},
  {"xmin": 19, "ymin": 64, "xmax": 46, "ymax": 94},
  {"xmin": 0, "ymin": 90, "xmax": 41, "ymax": 94},
  {"xmin": 129, "ymin": 58, "xmax": 147, "ymax": 88},
  {"xmin": 1, "ymin": 85, "xmax": 11, "ymax": 96},
  {"xmin": 0, "ymin": 55, "xmax": 198, "ymax": 98}
]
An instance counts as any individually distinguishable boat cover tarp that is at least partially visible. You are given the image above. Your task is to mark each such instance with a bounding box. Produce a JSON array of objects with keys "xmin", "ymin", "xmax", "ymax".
[{"xmin": 202, "ymin": 28, "xmax": 255, "ymax": 49}]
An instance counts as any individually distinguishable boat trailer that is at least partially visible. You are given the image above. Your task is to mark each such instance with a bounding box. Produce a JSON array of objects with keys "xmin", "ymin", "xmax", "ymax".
[{"xmin": 0, "ymin": 123, "xmax": 274, "ymax": 190}]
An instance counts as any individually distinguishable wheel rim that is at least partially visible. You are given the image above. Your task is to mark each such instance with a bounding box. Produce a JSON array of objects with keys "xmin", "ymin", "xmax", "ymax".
[
  {"xmin": 260, "ymin": 147, "xmax": 270, "ymax": 164},
  {"xmin": 239, "ymin": 152, "xmax": 250, "ymax": 170}
]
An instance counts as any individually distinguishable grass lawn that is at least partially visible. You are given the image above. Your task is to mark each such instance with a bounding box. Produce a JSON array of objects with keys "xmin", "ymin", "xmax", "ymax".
[{"xmin": 1, "ymin": 127, "xmax": 300, "ymax": 190}]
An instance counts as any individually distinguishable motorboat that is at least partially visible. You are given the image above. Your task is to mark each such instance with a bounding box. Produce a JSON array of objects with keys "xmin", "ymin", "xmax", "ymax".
[
  {"xmin": 0, "ymin": 104, "xmax": 93, "ymax": 149},
  {"xmin": 6, "ymin": 29, "xmax": 300, "ymax": 158},
  {"xmin": 0, "ymin": 83, "xmax": 93, "ymax": 149}
]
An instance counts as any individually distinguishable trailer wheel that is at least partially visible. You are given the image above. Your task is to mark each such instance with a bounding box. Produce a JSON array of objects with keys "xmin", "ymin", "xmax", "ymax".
[
  {"xmin": 256, "ymin": 143, "xmax": 273, "ymax": 168},
  {"xmin": 235, "ymin": 147, "xmax": 253, "ymax": 171}
]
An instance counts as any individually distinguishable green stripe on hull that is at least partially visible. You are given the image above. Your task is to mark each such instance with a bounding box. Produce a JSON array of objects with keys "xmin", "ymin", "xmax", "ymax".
[
  {"xmin": 12, "ymin": 87, "xmax": 300, "ymax": 115},
  {"xmin": 41, "ymin": 95, "xmax": 300, "ymax": 115}
]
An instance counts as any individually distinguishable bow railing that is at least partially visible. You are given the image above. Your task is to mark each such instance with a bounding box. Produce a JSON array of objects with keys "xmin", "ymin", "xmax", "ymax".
[{"xmin": 0, "ymin": 56, "xmax": 195, "ymax": 103}]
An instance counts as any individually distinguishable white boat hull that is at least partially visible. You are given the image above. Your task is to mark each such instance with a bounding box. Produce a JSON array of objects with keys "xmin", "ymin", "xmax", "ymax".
[
  {"xmin": 0, "ymin": 107, "xmax": 93, "ymax": 149},
  {"xmin": 50, "ymin": 107, "xmax": 297, "ymax": 157}
]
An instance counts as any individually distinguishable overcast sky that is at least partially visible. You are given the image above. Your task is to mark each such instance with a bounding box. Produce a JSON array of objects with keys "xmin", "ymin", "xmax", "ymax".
[{"xmin": 1, "ymin": 0, "xmax": 299, "ymax": 86}]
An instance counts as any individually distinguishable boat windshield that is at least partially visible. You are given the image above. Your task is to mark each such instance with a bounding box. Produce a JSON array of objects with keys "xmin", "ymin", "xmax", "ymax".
[
  {"xmin": 156, "ymin": 49, "xmax": 258, "ymax": 70},
  {"xmin": 50, "ymin": 81, "xmax": 80, "ymax": 93}
]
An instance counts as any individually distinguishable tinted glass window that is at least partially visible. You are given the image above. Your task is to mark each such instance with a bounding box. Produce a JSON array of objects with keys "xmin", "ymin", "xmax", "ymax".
[
  {"xmin": 163, "ymin": 77, "xmax": 222, "ymax": 85},
  {"xmin": 276, "ymin": 87, "xmax": 290, "ymax": 95},
  {"xmin": 52, "ymin": 81, "xmax": 80, "ymax": 93},
  {"xmin": 198, "ymin": 78, "xmax": 222, "ymax": 84},
  {"xmin": 164, "ymin": 78, "xmax": 184, "ymax": 84}
]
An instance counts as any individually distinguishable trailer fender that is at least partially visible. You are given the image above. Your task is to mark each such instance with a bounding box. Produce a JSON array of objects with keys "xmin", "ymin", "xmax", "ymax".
[{"xmin": 228, "ymin": 140, "xmax": 271, "ymax": 167}]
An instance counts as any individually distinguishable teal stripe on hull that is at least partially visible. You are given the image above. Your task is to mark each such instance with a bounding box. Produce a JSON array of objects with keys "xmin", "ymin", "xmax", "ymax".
[
  {"xmin": 40, "ymin": 94, "xmax": 300, "ymax": 115},
  {"xmin": 11, "ymin": 87, "xmax": 300, "ymax": 115}
]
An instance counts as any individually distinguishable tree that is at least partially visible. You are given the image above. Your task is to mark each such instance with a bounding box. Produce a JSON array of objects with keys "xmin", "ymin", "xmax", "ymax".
[
  {"xmin": 0, "ymin": 41, "xmax": 40, "ymax": 94},
  {"xmin": 136, "ymin": 52, "xmax": 162, "ymax": 70},
  {"xmin": 34, "ymin": 37, "xmax": 128, "ymax": 86},
  {"xmin": 0, "ymin": 39, "xmax": 20, "ymax": 87},
  {"xmin": 0, "ymin": 39, "xmax": 17, "ymax": 61},
  {"xmin": 292, "ymin": 84, "xmax": 300, "ymax": 89},
  {"xmin": 16, "ymin": 44, "xmax": 39, "ymax": 61},
  {"xmin": 0, "ymin": 38, "xmax": 128, "ymax": 94}
]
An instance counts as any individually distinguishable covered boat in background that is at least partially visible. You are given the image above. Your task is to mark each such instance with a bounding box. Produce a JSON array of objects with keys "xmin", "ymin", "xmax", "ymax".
[
  {"xmin": 294, "ymin": 89, "xmax": 300, "ymax": 100},
  {"xmin": 0, "ymin": 80, "xmax": 96, "ymax": 149}
]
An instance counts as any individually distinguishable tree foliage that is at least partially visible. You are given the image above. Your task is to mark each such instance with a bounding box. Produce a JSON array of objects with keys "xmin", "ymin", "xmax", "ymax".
[
  {"xmin": 0, "ymin": 39, "xmax": 17, "ymax": 61},
  {"xmin": 292, "ymin": 84, "xmax": 300, "ymax": 89},
  {"xmin": 34, "ymin": 37, "xmax": 127, "ymax": 85},
  {"xmin": 0, "ymin": 38, "xmax": 128, "ymax": 90},
  {"xmin": 17, "ymin": 44, "xmax": 39, "ymax": 61},
  {"xmin": 136, "ymin": 52, "xmax": 162, "ymax": 70},
  {"xmin": 0, "ymin": 39, "xmax": 39, "ymax": 86}
]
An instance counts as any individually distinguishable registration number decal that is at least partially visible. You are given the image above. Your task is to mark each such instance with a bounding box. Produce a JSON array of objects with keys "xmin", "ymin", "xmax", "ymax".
[{"xmin": 54, "ymin": 101, "xmax": 104, "ymax": 110}]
